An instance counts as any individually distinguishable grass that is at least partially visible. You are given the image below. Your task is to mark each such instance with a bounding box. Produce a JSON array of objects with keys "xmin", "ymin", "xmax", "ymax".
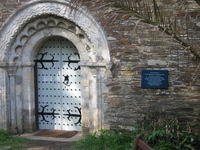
[
  {"xmin": 73, "ymin": 128, "xmax": 200, "ymax": 150},
  {"xmin": 0, "ymin": 129, "xmax": 32, "ymax": 150},
  {"xmin": 73, "ymin": 112, "xmax": 200, "ymax": 150},
  {"xmin": 1, "ymin": 112, "xmax": 199, "ymax": 150},
  {"xmin": 73, "ymin": 129, "xmax": 135, "ymax": 150}
]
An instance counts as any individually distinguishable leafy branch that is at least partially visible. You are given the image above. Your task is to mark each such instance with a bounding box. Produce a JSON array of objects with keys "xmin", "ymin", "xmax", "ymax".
[
  {"xmin": 111, "ymin": 0, "xmax": 200, "ymax": 59},
  {"xmin": 195, "ymin": 0, "xmax": 200, "ymax": 5}
]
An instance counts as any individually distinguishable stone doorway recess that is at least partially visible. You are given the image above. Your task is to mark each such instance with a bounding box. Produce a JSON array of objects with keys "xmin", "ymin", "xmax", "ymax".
[{"xmin": 0, "ymin": 0, "xmax": 111, "ymax": 135}]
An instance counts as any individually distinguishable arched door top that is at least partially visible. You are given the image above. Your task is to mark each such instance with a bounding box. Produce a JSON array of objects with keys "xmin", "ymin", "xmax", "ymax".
[
  {"xmin": 0, "ymin": 0, "xmax": 111, "ymax": 66},
  {"xmin": 0, "ymin": 0, "xmax": 112, "ymax": 135}
]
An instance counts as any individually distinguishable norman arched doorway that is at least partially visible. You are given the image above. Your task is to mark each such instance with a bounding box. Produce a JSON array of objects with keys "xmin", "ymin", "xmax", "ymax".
[
  {"xmin": 0, "ymin": 0, "xmax": 111, "ymax": 135},
  {"xmin": 35, "ymin": 37, "xmax": 82, "ymax": 131}
]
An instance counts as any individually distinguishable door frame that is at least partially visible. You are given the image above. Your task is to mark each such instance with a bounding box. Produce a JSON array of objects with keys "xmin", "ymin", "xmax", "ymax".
[
  {"xmin": 0, "ymin": 0, "xmax": 112, "ymax": 135},
  {"xmin": 34, "ymin": 62, "xmax": 39, "ymax": 130},
  {"xmin": 34, "ymin": 37, "xmax": 82, "ymax": 131}
]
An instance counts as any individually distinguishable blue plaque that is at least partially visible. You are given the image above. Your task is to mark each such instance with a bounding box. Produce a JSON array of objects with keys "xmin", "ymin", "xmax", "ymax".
[{"xmin": 141, "ymin": 70, "xmax": 168, "ymax": 89}]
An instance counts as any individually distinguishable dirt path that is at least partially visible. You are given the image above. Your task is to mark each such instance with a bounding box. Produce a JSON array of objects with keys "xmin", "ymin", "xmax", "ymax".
[{"xmin": 24, "ymin": 140, "xmax": 74, "ymax": 150}]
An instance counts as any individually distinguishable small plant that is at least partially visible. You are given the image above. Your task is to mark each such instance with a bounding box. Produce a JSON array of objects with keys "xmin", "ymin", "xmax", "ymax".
[
  {"xmin": 0, "ymin": 129, "xmax": 32, "ymax": 150},
  {"xmin": 73, "ymin": 112, "xmax": 200, "ymax": 150},
  {"xmin": 73, "ymin": 129, "xmax": 135, "ymax": 150},
  {"xmin": 135, "ymin": 111, "xmax": 200, "ymax": 150}
]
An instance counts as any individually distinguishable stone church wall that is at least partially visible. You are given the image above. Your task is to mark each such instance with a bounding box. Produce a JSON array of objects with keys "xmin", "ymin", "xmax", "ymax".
[{"xmin": 0, "ymin": 0, "xmax": 199, "ymax": 134}]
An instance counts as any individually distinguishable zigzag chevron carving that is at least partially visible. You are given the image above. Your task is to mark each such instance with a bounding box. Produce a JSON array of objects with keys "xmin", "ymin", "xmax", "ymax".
[{"xmin": 0, "ymin": 1, "xmax": 109, "ymax": 63}]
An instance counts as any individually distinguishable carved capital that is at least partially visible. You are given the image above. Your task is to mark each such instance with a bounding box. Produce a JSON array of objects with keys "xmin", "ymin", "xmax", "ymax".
[{"xmin": 7, "ymin": 63, "xmax": 17, "ymax": 76}]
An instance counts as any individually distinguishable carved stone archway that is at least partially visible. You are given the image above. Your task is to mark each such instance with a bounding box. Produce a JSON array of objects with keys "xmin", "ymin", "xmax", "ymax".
[{"xmin": 0, "ymin": 0, "xmax": 111, "ymax": 135}]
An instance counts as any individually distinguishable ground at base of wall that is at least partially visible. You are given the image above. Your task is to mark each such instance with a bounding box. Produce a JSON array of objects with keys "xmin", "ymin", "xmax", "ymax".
[
  {"xmin": 33, "ymin": 130, "xmax": 78, "ymax": 138},
  {"xmin": 0, "ymin": 141, "xmax": 73, "ymax": 150},
  {"xmin": 24, "ymin": 140, "xmax": 73, "ymax": 150}
]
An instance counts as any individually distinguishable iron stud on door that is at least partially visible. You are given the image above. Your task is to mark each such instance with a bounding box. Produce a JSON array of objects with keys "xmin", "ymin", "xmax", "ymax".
[{"xmin": 36, "ymin": 37, "xmax": 81, "ymax": 131}]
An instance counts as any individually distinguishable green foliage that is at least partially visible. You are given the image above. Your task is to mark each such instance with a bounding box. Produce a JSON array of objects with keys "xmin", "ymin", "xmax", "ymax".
[
  {"xmin": 73, "ymin": 112, "xmax": 200, "ymax": 150},
  {"xmin": 134, "ymin": 112, "xmax": 200, "ymax": 150},
  {"xmin": 0, "ymin": 129, "xmax": 31, "ymax": 150},
  {"xmin": 73, "ymin": 129, "xmax": 135, "ymax": 150}
]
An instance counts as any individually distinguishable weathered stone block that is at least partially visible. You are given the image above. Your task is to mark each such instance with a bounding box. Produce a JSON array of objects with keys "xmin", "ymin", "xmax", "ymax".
[{"xmin": 0, "ymin": 0, "xmax": 199, "ymax": 135}]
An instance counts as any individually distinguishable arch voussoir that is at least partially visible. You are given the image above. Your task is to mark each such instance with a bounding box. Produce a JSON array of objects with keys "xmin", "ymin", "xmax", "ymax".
[
  {"xmin": 0, "ymin": 0, "xmax": 111, "ymax": 135},
  {"xmin": 0, "ymin": 0, "xmax": 110, "ymax": 64}
]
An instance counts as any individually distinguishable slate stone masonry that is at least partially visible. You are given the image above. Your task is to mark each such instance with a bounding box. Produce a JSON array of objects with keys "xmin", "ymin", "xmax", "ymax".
[{"xmin": 0, "ymin": 0, "xmax": 199, "ymax": 134}]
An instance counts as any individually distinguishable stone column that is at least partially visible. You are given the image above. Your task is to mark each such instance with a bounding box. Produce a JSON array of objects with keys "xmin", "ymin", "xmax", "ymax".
[
  {"xmin": 96, "ymin": 66, "xmax": 112, "ymax": 130},
  {"xmin": 22, "ymin": 63, "xmax": 36, "ymax": 133},
  {"xmin": 94, "ymin": 66, "xmax": 112, "ymax": 131},
  {"xmin": 79, "ymin": 62, "xmax": 112, "ymax": 135},
  {"xmin": 0, "ymin": 63, "xmax": 9, "ymax": 131},
  {"xmin": 7, "ymin": 63, "xmax": 18, "ymax": 133}
]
